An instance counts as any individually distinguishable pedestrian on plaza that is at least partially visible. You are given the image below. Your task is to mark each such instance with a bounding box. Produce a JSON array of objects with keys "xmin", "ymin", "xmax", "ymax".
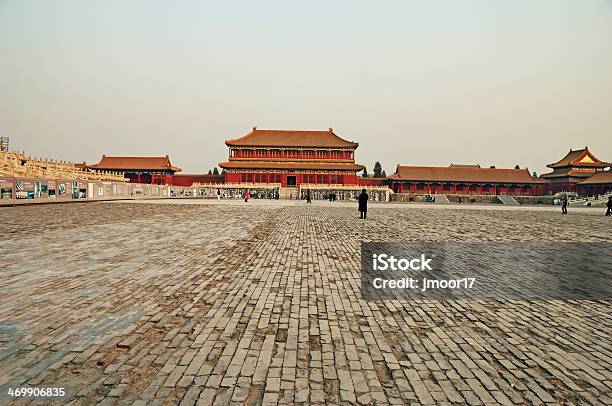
[
  {"xmin": 217, "ymin": 189, "xmax": 220, "ymax": 200},
  {"xmin": 306, "ymin": 189, "xmax": 312, "ymax": 203},
  {"xmin": 606, "ymin": 196, "xmax": 612, "ymax": 216},
  {"xmin": 359, "ymin": 188, "xmax": 369, "ymax": 219},
  {"xmin": 561, "ymin": 193, "xmax": 568, "ymax": 214},
  {"xmin": 329, "ymin": 193, "xmax": 332, "ymax": 202},
  {"xmin": 245, "ymin": 189, "xmax": 249, "ymax": 202}
]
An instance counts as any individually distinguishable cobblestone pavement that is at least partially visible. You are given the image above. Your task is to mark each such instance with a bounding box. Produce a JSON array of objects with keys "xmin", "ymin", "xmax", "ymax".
[{"xmin": 0, "ymin": 201, "xmax": 610, "ymax": 405}]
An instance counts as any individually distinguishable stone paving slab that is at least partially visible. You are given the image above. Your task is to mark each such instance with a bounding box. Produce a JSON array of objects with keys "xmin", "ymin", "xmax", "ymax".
[{"xmin": 0, "ymin": 201, "xmax": 610, "ymax": 405}]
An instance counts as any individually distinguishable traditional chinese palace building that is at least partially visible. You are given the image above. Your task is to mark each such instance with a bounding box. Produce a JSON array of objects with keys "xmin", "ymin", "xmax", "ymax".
[
  {"xmin": 218, "ymin": 128, "xmax": 365, "ymax": 186},
  {"xmin": 88, "ymin": 155, "xmax": 181, "ymax": 184},
  {"xmin": 540, "ymin": 147, "xmax": 610, "ymax": 193},
  {"xmin": 388, "ymin": 165, "xmax": 544, "ymax": 195},
  {"xmin": 575, "ymin": 170, "xmax": 612, "ymax": 196}
]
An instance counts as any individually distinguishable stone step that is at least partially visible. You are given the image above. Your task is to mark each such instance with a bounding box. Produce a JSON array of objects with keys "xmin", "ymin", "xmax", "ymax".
[
  {"xmin": 433, "ymin": 194, "xmax": 450, "ymax": 204},
  {"xmin": 497, "ymin": 195, "xmax": 520, "ymax": 205}
]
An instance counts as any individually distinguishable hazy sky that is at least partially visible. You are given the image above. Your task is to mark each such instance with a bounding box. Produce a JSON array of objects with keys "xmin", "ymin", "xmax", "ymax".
[{"xmin": 1, "ymin": 0, "xmax": 611, "ymax": 175}]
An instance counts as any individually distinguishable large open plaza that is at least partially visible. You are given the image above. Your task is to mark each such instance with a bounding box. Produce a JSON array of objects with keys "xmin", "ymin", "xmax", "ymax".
[{"xmin": 1, "ymin": 200, "xmax": 610, "ymax": 405}]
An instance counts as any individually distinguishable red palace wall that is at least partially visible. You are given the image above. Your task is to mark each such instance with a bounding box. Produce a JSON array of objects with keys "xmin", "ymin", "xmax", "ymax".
[
  {"xmin": 358, "ymin": 177, "xmax": 387, "ymax": 187},
  {"xmin": 224, "ymin": 172, "xmax": 359, "ymax": 186},
  {"xmin": 169, "ymin": 174, "xmax": 224, "ymax": 186},
  {"xmin": 542, "ymin": 180, "xmax": 577, "ymax": 194},
  {"xmin": 224, "ymin": 172, "xmax": 241, "ymax": 183}
]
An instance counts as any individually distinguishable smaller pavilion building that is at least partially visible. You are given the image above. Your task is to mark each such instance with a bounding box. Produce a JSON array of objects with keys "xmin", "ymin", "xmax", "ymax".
[
  {"xmin": 576, "ymin": 170, "xmax": 612, "ymax": 196},
  {"xmin": 388, "ymin": 164, "xmax": 544, "ymax": 195},
  {"xmin": 88, "ymin": 155, "xmax": 181, "ymax": 184}
]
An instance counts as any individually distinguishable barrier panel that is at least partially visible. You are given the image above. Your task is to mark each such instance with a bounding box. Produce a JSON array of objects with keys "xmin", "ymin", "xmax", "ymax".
[
  {"xmin": 299, "ymin": 187, "xmax": 389, "ymax": 202},
  {"xmin": 192, "ymin": 186, "xmax": 280, "ymax": 199},
  {"xmin": 0, "ymin": 177, "xmax": 199, "ymax": 206},
  {"xmin": 298, "ymin": 184, "xmax": 391, "ymax": 202}
]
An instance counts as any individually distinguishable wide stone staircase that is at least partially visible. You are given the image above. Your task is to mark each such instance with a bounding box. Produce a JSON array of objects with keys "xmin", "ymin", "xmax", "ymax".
[
  {"xmin": 497, "ymin": 195, "xmax": 520, "ymax": 205},
  {"xmin": 433, "ymin": 194, "xmax": 451, "ymax": 204}
]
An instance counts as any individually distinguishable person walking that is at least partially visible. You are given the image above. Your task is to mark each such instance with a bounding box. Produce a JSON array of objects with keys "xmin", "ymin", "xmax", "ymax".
[
  {"xmin": 306, "ymin": 189, "xmax": 312, "ymax": 203},
  {"xmin": 217, "ymin": 189, "xmax": 220, "ymax": 200},
  {"xmin": 606, "ymin": 196, "xmax": 612, "ymax": 216},
  {"xmin": 358, "ymin": 188, "xmax": 369, "ymax": 219},
  {"xmin": 245, "ymin": 189, "xmax": 249, "ymax": 202},
  {"xmin": 561, "ymin": 193, "xmax": 568, "ymax": 214}
]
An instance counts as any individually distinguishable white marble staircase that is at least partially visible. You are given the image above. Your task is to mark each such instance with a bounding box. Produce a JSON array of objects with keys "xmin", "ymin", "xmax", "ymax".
[
  {"xmin": 570, "ymin": 192, "xmax": 612, "ymax": 207},
  {"xmin": 434, "ymin": 194, "xmax": 450, "ymax": 204},
  {"xmin": 497, "ymin": 195, "xmax": 520, "ymax": 205}
]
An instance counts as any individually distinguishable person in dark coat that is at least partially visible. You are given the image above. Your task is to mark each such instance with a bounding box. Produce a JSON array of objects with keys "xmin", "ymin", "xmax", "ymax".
[
  {"xmin": 606, "ymin": 196, "xmax": 612, "ymax": 216},
  {"xmin": 306, "ymin": 189, "xmax": 312, "ymax": 203},
  {"xmin": 561, "ymin": 194, "xmax": 568, "ymax": 214},
  {"xmin": 358, "ymin": 189, "xmax": 369, "ymax": 219}
]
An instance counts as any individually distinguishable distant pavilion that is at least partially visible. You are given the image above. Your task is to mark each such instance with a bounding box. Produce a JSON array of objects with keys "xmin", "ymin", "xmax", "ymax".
[
  {"xmin": 540, "ymin": 147, "xmax": 610, "ymax": 193},
  {"xmin": 88, "ymin": 155, "xmax": 181, "ymax": 184}
]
